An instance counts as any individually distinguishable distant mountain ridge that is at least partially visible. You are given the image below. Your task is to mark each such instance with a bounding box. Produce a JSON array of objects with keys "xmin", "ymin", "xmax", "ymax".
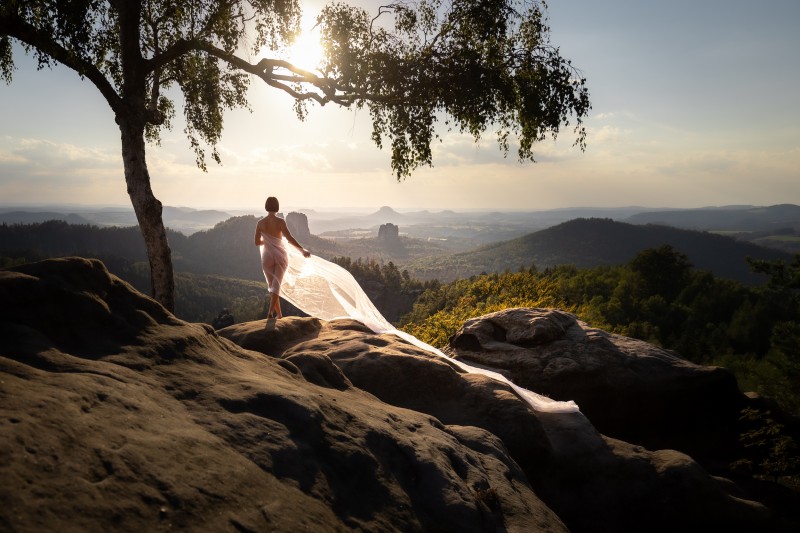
[
  {"xmin": 5, "ymin": 203, "xmax": 798, "ymax": 245},
  {"xmin": 405, "ymin": 218, "xmax": 794, "ymax": 284},
  {"xmin": 0, "ymin": 205, "xmax": 234, "ymax": 234},
  {"xmin": 625, "ymin": 204, "xmax": 800, "ymax": 231},
  {"xmin": 0, "ymin": 211, "xmax": 91, "ymax": 225}
]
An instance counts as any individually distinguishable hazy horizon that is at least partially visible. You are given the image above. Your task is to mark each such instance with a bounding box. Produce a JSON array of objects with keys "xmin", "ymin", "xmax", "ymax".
[{"xmin": 0, "ymin": 201, "xmax": 788, "ymax": 216}]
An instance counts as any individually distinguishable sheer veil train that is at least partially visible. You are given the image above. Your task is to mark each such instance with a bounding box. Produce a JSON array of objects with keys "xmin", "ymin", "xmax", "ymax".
[{"xmin": 260, "ymin": 239, "xmax": 579, "ymax": 414}]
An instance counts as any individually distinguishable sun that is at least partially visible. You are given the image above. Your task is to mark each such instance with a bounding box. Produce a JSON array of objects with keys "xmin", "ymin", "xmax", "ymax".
[{"xmin": 284, "ymin": 13, "xmax": 325, "ymax": 71}]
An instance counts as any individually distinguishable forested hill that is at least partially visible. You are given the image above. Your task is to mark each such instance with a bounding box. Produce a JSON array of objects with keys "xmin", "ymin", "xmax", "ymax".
[
  {"xmin": 404, "ymin": 218, "xmax": 794, "ymax": 284},
  {"xmin": 0, "ymin": 215, "xmax": 454, "ymax": 279},
  {"xmin": 0, "ymin": 217, "xmax": 339, "ymax": 282}
]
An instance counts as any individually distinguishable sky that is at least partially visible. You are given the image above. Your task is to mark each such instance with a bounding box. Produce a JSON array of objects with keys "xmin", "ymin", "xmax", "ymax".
[{"xmin": 0, "ymin": 0, "xmax": 798, "ymax": 212}]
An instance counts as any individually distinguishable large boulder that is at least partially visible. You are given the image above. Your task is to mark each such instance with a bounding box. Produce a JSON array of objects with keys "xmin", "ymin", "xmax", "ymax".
[{"xmin": 447, "ymin": 307, "xmax": 751, "ymax": 470}]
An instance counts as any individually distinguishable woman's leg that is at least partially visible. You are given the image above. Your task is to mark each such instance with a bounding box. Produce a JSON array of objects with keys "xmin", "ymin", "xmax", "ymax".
[
  {"xmin": 269, "ymin": 256, "xmax": 288, "ymax": 319},
  {"xmin": 262, "ymin": 245, "xmax": 288, "ymax": 319},
  {"xmin": 269, "ymin": 292, "xmax": 282, "ymax": 319},
  {"xmin": 264, "ymin": 271, "xmax": 275, "ymax": 318}
]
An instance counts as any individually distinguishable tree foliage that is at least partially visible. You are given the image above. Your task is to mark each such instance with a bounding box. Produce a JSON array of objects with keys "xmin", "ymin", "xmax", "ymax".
[
  {"xmin": 313, "ymin": 0, "xmax": 590, "ymax": 175},
  {"xmin": 732, "ymin": 408, "xmax": 800, "ymax": 484},
  {"xmin": 1, "ymin": 1, "xmax": 590, "ymax": 310},
  {"xmin": 0, "ymin": 0, "xmax": 590, "ymax": 174},
  {"xmin": 400, "ymin": 265, "xmax": 566, "ymax": 347}
]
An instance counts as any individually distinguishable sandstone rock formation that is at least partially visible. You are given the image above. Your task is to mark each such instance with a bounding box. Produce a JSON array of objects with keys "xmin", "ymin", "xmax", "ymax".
[
  {"xmin": 378, "ymin": 222, "xmax": 399, "ymax": 241},
  {"xmin": 286, "ymin": 211, "xmax": 311, "ymax": 239},
  {"xmin": 1, "ymin": 258, "xmax": 791, "ymax": 532},
  {"xmin": 447, "ymin": 308, "xmax": 752, "ymax": 471}
]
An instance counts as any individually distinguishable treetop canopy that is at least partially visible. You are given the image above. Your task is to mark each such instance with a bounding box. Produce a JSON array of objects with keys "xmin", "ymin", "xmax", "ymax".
[{"xmin": 1, "ymin": 0, "xmax": 589, "ymax": 177}]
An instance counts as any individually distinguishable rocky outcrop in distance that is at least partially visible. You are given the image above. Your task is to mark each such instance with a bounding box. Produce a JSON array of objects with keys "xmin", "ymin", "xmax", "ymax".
[
  {"xmin": 378, "ymin": 222, "xmax": 400, "ymax": 241},
  {"xmin": 286, "ymin": 211, "xmax": 311, "ymax": 240},
  {"xmin": 1, "ymin": 258, "xmax": 796, "ymax": 532}
]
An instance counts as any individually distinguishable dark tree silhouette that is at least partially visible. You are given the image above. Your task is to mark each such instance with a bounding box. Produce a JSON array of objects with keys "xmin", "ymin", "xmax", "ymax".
[
  {"xmin": 0, "ymin": 0, "xmax": 590, "ymax": 311},
  {"xmin": 629, "ymin": 244, "xmax": 692, "ymax": 300}
]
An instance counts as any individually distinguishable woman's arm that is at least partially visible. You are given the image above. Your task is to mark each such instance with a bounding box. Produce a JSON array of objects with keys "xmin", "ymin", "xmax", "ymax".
[{"xmin": 254, "ymin": 220, "xmax": 264, "ymax": 246}]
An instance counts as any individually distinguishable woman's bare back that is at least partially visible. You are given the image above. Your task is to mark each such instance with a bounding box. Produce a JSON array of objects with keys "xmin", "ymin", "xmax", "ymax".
[
  {"xmin": 254, "ymin": 213, "xmax": 309, "ymax": 257},
  {"xmin": 259, "ymin": 214, "xmax": 284, "ymax": 238}
]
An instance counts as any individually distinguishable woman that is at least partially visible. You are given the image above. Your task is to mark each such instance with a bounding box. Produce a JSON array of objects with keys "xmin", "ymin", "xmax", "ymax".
[{"xmin": 254, "ymin": 196, "xmax": 310, "ymax": 319}]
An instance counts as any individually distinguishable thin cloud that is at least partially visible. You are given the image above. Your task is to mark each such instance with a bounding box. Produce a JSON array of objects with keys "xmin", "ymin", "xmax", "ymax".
[{"xmin": 0, "ymin": 137, "xmax": 121, "ymax": 179}]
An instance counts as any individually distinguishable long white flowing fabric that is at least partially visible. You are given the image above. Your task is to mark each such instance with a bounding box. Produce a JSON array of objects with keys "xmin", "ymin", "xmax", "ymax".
[{"xmin": 260, "ymin": 238, "xmax": 579, "ymax": 414}]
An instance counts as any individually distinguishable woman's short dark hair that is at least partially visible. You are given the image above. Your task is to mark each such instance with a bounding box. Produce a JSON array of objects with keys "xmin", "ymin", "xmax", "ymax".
[{"xmin": 265, "ymin": 196, "xmax": 279, "ymax": 212}]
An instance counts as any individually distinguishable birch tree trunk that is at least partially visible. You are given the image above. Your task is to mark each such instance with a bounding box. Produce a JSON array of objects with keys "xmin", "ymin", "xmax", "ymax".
[{"xmin": 119, "ymin": 116, "xmax": 175, "ymax": 312}]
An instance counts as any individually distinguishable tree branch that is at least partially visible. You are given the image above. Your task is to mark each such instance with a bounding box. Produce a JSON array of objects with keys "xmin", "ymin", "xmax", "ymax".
[
  {"xmin": 147, "ymin": 37, "xmax": 195, "ymax": 73},
  {"xmin": 197, "ymin": 41, "xmax": 385, "ymax": 105}
]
